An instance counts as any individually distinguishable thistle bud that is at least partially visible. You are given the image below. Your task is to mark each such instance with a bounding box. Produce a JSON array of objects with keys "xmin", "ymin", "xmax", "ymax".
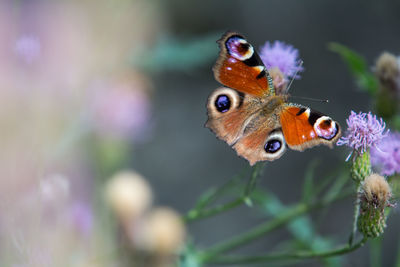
[
  {"xmin": 351, "ymin": 151, "xmax": 372, "ymax": 182},
  {"xmin": 358, "ymin": 173, "xmax": 392, "ymax": 238},
  {"xmin": 375, "ymin": 52, "xmax": 400, "ymax": 119},
  {"xmin": 105, "ymin": 170, "xmax": 152, "ymax": 222},
  {"xmin": 134, "ymin": 207, "xmax": 186, "ymax": 256},
  {"xmin": 375, "ymin": 52, "xmax": 399, "ymax": 90}
]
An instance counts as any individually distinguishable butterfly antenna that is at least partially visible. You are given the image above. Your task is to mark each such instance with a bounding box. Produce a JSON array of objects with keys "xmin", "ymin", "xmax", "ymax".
[
  {"xmin": 285, "ymin": 60, "xmax": 304, "ymax": 93},
  {"xmin": 291, "ymin": 96, "xmax": 329, "ymax": 103}
]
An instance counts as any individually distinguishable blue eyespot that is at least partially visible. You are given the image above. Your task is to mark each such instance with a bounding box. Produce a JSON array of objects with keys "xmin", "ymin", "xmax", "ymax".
[
  {"xmin": 264, "ymin": 139, "xmax": 281, "ymax": 153},
  {"xmin": 215, "ymin": 95, "xmax": 231, "ymax": 113}
]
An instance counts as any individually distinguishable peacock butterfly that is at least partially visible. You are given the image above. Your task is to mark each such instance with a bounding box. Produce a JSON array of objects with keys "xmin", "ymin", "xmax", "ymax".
[{"xmin": 206, "ymin": 31, "xmax": 341, "ymax": 165}]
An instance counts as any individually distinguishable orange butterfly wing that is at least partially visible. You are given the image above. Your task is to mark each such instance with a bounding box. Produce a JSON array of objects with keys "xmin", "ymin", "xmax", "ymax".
[
  {"xmin": 279, "ymin": 106, "xmax": 341, "ymax": 151},
  {"xmin": 213, "ymin": 32, "xmax": 272, "ymax": 97}
]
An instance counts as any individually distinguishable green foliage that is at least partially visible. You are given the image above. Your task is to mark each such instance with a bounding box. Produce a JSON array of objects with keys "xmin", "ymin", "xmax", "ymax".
[
  {"xmin": 376, "ymin": 89, "xmax": 398, "ymax": 120},
  {"xmin": 179, "ymin": 42, "xmax": 398, "ymax": 267},
  {"xmin": 358, "ymin": 201, "xmax": 387, "ymax": 238},
  {"xmin": 252, "ymin": 170, "xmax": 342, "ymax": 267},
  {"xmin": 182, "ymin": 162, "xmax": 361, "ymax": 266},
  {"xmin": 180, "ymin": 243, "xmax": 202, "ymax": 267},
  {"xmin": 301, "ymin": 159, "xmax": 319, "ymax": 204},
  {"xmin": 131, "ymin": 33, "xmax": 220, "ymax": 73},
  {"xmin": 350, "ymin": 151, "xmax": 372, "ymax": 183},
  {"xmin": 253, "ymin": 189, "xmax": 336, "ymax": 251},
  {"xmin": 328, "ymin": 43, "xmax": 379, "ymax": 95}
]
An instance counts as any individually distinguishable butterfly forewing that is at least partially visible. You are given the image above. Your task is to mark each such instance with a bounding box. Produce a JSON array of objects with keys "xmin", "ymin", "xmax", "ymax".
[
  {"xmin": 213, "ymin": 32, "xmax": 272, "ymax": 97},
  {"xmin": 279, "ymin": 105, "xmax": 341, "ymax": 151}
]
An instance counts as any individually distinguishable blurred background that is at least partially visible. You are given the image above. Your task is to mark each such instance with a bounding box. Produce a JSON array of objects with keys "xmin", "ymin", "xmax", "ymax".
[{"xmin": 1, "ymin": 0, "xmax": 400, "ymax": 266}]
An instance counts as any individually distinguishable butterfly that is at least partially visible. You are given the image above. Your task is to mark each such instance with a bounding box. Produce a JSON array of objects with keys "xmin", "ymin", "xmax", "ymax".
[{"xmin": 205, "ymin": 31, "xmax": 341, "ymax": 166}]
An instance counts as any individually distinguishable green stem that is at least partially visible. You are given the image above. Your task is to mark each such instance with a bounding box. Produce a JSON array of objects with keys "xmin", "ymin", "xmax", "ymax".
[
  {"xmin": 200, "ymin": 190, "xmax": 352, "ymax": 263},
  {"xmin": 370, "ymin": 237, "xmax": 382, "ymax": 267},
  {"xmin": 183, "ymin": 197, "xmax": 244, "ymax": 222},
  {"xmin": 244, "ymin": 162, "xmax": 265, "ymax": 197},
  {"xmin": 195, "ymin": 167, "xmax": 249, "ymax": 210},
  {"xmin": 395, "ymin": 232, "xmax": 400, "ymax": 267},
  {"xmin": 184, "ymin": 164, "xmax": 265, "ymax": 223},
  {"xmin": 208, "ymin": 237, "xmax": 368, "ymax": 265},
  {"xmin": 349, "ymin": 183, "xmax": 361, "ymax": 245}
]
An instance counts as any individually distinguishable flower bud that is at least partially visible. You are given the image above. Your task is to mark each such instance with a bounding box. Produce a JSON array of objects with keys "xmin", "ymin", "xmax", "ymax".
[
  {"xmin": 105, "ymin": 170, "xmax": 152, "ymax": 222},
  {"xmin": 134, "ymin": 207, "xmax": 186, "ymax": 256},
  {"xmin": 351, "ymin": 151, "xmax": 372, "ymax": 182},
  {"xmin": 375, "ymin": 52, "xmax": 400, "ymax": 119},
  {"xmin": 358, "ymin": 173, "xmax": 392, "ymax": 238},
  {"xmin": 375, "ymin": 52, "xmax": 399, "ymax": 84}
]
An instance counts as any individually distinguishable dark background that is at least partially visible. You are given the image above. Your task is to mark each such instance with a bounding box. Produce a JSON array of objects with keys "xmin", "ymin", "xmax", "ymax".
[{"xmin": 132, "ymin": 0, "xmax": 400, "ymax": 266}]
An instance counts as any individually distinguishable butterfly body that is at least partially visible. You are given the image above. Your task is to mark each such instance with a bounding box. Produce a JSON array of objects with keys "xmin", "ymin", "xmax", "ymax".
[{"xmin": 206, "ymin": 31, "xmax": 341, "ymax": 165}]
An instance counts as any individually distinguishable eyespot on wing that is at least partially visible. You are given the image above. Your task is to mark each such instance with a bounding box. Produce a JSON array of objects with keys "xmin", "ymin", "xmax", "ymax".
[{"xmin": 279, "ymin": 105, "xmax": 341, "ymax": 151}]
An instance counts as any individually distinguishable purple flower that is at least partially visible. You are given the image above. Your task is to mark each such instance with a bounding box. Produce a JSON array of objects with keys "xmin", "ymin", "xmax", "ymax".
[
  {"xmin": 69, "ymin": 202, "xmax": 93, "ymax": 237},
  {"xmin": 371, "ymin": 133, "xmax": 400, "ymax": 176},
  {"xmin": 90, "ymin": 75, "xmax": 153, "ymax": 142},
  {"xmin": 259, "ymin": 41, "xmax": 304, "ymax": 78},
  {"xmin": 14, "ymin": 35, "xmax": 41, "ymax": 65},
  {"xmin": 337, "ymin": 111, "xmax": 388, "ymax": 157}
]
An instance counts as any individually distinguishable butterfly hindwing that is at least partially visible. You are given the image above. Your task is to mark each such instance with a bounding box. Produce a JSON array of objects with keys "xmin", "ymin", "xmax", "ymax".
[
  {"xmin": 233, "ymin": 127, "xmax": 287, "ymax": 166},
  {"xmin": 213, "ymin": 31, "xmax": 273, "ymax": 97},
  {"xmin": 206, "ymin": 87, "xmax": 259, "ymax": 145},
  {"xmin": 206, "ymin": 87, "xmax": 288, "ymax": 165}
]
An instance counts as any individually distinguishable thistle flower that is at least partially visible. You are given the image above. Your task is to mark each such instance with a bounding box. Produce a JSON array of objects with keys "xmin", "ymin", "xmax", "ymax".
[
  {"xmin": 371, "ymin": 132, "xmax": 400, "ymax": 176},
  {"xmin": 259, "ymin": 41, "xmax": 304, "ymax": 79},
  {"xmin": 90, "ymin": 72, "xmax": 153, "ymax": 142},
  {"xmin": 358, "ymin": 173, "xmax": 392, "ymax": 238},
  {"xmin": 39, "ymin": 173, "xmax": 70, "ymax": 203},
  {"xmin": 14, "ymin": 35, "xmax": 41, "ymax": 65},
  {"xmin": 337, "ymin": 111, "xmax": 388, "ymax": 157},
  {"xmin": 68, "ymin": 202, "xmax": 93, "ymax": 237}
]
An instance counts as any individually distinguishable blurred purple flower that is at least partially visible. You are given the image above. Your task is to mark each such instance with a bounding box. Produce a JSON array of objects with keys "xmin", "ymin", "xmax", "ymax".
[
  {"xmin": 90, "ymin": 75, "xmax": 153, "ymax": 142},
  {"xmin": 337, "ymin": 111, "xmax": 388, "ymax": 158},
  {"xmin": 69, "ymin": 202, "xmax": 93, "ymax": 237},
  {"xmin": 371, "ymin": 132, "xmax": 400, "ymax": 176},
  {"xmin": 259, "ymin": 41, "xmax": 304, "ymax": 78},
  {"xmin": 14, "ymin": 35, "xmax": 41, "ymax": 65},
  {"xmin": 39, "ymin": 173, "xmax": 70, "ymax": 203}
]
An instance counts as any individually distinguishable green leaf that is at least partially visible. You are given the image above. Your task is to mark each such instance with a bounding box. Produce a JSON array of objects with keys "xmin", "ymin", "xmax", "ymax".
[
  {"xmin": 301, "ymin": 159, "xmax": 319, "ymax": 204},
  {"xmin": 394, "ymin": 115, "xmax": 400, "ymax": 131},
  {"xmin": 244, "ymin": 197, "xmax": 253, "ymax": 207},
  {"xmin": 328, "ymin": 42, "xmax": 379, "ymax": 95},
  {"xmin": 194, "ymin": 187, "xmax": 218, "ymax": 210},
  {"xmin": 131, "ymin": 33, "xmax": 220, "ymax": 73},
  {"xmin": 179, "ymin": 243, "xmax": 203, "ymax": 267},
  {"xmin": 252, "ymin": 190, "xmax": 284, "ymax": 215},
  {"xmin": 323, "ymin": 171, "xmax": 350, "ymax": 203},
  {"xmin": 252, "ymin": 189, "xmax": 341, "ymax": 267},
  {"xmin": 192, "ymin": 166, "xmax": 249, "ymax": 210}
]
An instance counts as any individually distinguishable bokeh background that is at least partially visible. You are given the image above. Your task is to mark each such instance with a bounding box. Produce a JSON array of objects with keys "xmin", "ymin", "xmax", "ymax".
[{"xmin": 1, "ymin": 0, "xmax": 400, "ymax": 266}]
